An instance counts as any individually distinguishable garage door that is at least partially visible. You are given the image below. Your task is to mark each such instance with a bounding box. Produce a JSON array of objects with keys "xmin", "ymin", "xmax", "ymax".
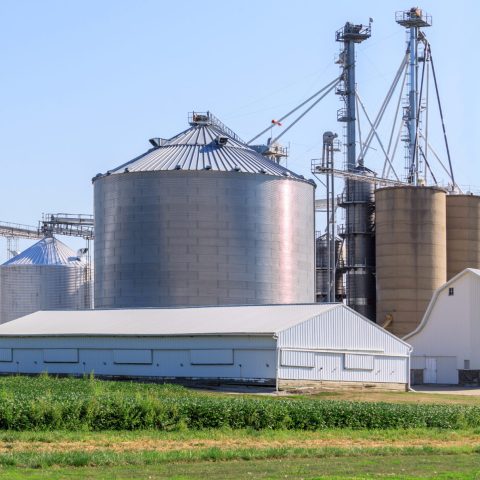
[
  {"xmin": 424, "ymin": 356, "xmax": 458, "ymax": 384},
  {"xmin": 436, "ymin": 357, "xmax": 458, "ymax": 384}
]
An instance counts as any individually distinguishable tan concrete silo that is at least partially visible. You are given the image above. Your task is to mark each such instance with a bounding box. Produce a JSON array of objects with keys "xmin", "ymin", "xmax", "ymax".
[
  {"xmin": 446, "ymin": 194, "xmax": 480, "ymax": 279},
  {"xmin": 375, "ymin": 186, "xmax": 446, "ymax": 337}
]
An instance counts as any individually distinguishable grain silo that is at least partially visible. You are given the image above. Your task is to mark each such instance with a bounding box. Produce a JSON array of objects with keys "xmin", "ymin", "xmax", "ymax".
[
  {"xmin": 0, "ymin": 236, "xmax": 91, "ymax": 324},
  {"xmin": 315, "ymin": 233, "xmax": 344, "ymax": 302},
  {"xmin": 93, "ymin": 112, "xmax": 315, "ymax": 308},
  {"xmin": 446, "ymin": 194, "xmax": 480, "ymax": 280},
  {"xmin": 338, "ymin": 167, "xmax": 376, "ymax": 321},
  {"xmin": 375, "ymin": 186, "xmax": 446, "ymax": 336}
]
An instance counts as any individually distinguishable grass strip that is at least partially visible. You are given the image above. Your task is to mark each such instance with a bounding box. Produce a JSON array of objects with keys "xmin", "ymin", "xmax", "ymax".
[{"xmin": 0, "ymin": 444, "xmax": 478, "ymax": 468}]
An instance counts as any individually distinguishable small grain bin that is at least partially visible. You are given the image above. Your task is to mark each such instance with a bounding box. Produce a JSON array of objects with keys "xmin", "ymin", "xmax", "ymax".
[{"xmin": 0, "ymin": 236, "xmax": 92, "ymax": 324}]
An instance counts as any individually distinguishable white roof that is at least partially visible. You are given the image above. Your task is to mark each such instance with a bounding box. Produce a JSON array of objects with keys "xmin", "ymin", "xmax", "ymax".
[
  {"xmin": 403, "ymin": 268, "xmax": 480, "ymax": 340},
  {"xmin": 0, "ymin": 303, "xmax": 342, "ymax": 337}
]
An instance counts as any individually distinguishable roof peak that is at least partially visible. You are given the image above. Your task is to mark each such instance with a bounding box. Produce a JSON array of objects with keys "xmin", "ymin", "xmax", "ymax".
[
  {"xmin": 2, "ymin": 237, "xmax": 85, "ymax": 267},
  {"xmin": 188, "ymin": 111, "xmax": 245, "ymax": 143},
  {"xmin": 95, "ymin": 111, "xmax": 312, "ymax": 182}
]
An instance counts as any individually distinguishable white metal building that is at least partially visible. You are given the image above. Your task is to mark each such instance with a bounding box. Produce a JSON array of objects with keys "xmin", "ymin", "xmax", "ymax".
[
  {"xmin": 405, "ymin": 268, "xmax": 480, "ymax": 385},
  {"xmin": 0, "ymin": 304, "xmax": 410, "ymax": 390}
]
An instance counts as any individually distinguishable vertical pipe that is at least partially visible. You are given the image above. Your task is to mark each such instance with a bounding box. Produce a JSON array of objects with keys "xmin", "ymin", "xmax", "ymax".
[
  {"xmin": 408, "ymin": 26, "xmax": 417, "ymax": 183},
  {"xmin": 346, "ymin": 40, "xmax": 356, "ymax": 171},
  {"xmin": 331, "ymin": 150, "xmax": 336, "ymax": 302},
  {"xmin": 325, "ymin": 144, "xmax": 331, "ymax": 302}
]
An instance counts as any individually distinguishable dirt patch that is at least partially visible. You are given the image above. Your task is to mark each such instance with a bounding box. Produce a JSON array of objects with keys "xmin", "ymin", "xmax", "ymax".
[{"xmin": 0, "ymin": 436, "xmax": 479, "ymax": 454}]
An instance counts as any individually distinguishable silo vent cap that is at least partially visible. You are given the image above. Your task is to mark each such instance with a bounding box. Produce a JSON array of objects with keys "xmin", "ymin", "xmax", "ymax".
[
  {"xmin": 149, "ymin": 138, "xmax": 168, "ymax": 148},
  {"xmin": 215, "ymin": 135, "xmax": 228, "ymax": 146}
]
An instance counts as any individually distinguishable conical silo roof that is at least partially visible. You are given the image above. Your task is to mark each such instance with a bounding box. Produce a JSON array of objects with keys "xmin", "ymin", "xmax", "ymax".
[
  {"xmin": 2, "ymin": 237, "xmax": 85, "ymax": 266},
  {"xmin": 97, "ymin": 112, "xmax": 308, "ymax": 180}
]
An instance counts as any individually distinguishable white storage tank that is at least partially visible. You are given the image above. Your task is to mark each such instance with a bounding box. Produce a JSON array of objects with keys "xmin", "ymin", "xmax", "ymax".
[{"xmin": 0, "ymin": 236, "xmax": 92, "ymax": 324}]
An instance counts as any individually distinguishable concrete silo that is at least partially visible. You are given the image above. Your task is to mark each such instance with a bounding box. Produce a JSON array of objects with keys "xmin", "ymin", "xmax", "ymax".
[
  {"xmin": 375, "ymin": 186, "xmax": 446, "ymax": 336},
  {"xmin": 93, "ymin": 112, "xmax": 315, "ymax": 308},
  {"xmin": 446, "ymin": 194, "xmax": 480, "ymax": 280},
  {"xmin": 0, "ymin": 236, "xmax": 91, "ymax": 324}
]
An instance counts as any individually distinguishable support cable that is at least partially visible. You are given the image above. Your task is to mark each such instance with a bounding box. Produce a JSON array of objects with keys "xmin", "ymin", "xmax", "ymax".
[
  {"xmin": 247, "ymin": 76, "xmax": 341, "ymax": 145},
  {"xmin": 418, "ymin": 131, "xmax": 461, "ymax": 191},
  {"xmin": 428, "ymin": 44, "xmax": 456, "ymax": 187},
  {"xmin": 424, "ymin": 54, "xmax": 430, "ymax": 182},
  {"xmin": 418, "ymin": 145, "xmax": 438, "ymax": 185},
  {"xmin": 385, "ymin": 109, "xmax": 406, "ymax": 179},
  {"xmin": 381, "ymin": 65, "xmax": 408, "ymax": 178},
  {"xmin": 269, "ymin": 79, "xmax": 341, "ymax": 145},
  {"xmin": 357, "ymin": 54, "xmax": 408, "ymax": 166},
  {"xmin": 356, "ymin": 93, "xmax": 400, "ymax": 181}
]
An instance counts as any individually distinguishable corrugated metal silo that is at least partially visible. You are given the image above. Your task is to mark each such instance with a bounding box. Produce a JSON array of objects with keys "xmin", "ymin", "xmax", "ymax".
[
  {"xmin": 315, "ymin": 233, "xmax": 344, "ymax": 302},
  {"xmin": 93, "ymin": 112, "xmax": 315, "ymax": 308},
  {"xmin": 375, "ymin": 186, "xmax": 446, "ymax": 336},
  {"xmin": 446, "ymin": 194, "xmax": 480, "ymax": 280},
  {"xmin": 0, "ymin": 236, "xmax": 92, "ymax": 324}
]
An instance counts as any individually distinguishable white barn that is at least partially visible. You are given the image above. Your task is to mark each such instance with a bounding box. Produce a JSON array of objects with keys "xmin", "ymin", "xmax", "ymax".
[
  {"xmin": 0, "ymin": 304, "xmax": 411, "ymax": 390},
  {"xmin": 405, "ymin": 268, "xmax": 480, "ymax": 385}
]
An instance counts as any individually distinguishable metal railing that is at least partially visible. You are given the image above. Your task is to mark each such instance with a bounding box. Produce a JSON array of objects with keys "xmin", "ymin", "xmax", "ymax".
[
  {"xmin": 0, "ymin": 221, "xmax": 41, "ymax": 239},
  {"xmin": 188, "ymin": 111, "xmax": 245, "ymax": 144},
  {"xmin": 40, "ymin": 213, "xmax": 94, "ymax": 239}
]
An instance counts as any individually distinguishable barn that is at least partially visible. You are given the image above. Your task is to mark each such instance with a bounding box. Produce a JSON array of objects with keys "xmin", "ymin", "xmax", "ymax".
[
  {"xmin": 405, "ymin": 268, "xmax": 480, "ymax": 385},
  {"xmin": 0, "ymin": 303, "xmax": 411, "ymax": 390}
]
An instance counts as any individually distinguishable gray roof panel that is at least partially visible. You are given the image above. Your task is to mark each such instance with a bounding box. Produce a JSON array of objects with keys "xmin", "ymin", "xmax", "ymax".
[
  {"xmin": 2, "ymin": 237, "xmax": 85, "ymax": 267},
  {"xmin": 102, "ymin": 122, "xmax": 307, "ymax": 180},
  {"xmin": 0, "ymin": 304, "xmax": 341, "ymax": 336}
]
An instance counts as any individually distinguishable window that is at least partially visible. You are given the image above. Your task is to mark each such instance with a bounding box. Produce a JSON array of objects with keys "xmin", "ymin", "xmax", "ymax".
[
  {"xmin": 344, "ymin": 354, "xmax": 375, "ymax": 371},
  {"xmin": 448, "ymin": 287, "xmax": 454, "ymax": 296},
  {"xmin": 464, "ymin": 359, "xmax": 470, "ymax": 370}
]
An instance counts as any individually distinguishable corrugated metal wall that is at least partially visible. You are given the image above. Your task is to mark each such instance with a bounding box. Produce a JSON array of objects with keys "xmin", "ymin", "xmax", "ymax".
[
  {"xmin": 277, "ymin": 306, "xmax": 409, "ymax": 384},
  {"xmin": 278, "ymin": 351, "xmax": 407, "ymax": 384},
  {"xmin": 0, "ymin": 335, "xmax": 277, "ymax": 380},
  {"xmin": 278, "ymin": 305, "xmax": 409, "ymax": 355},
  {"xmin": 94, "ymin": 171, "xmax": 315, "ymax": 308}
]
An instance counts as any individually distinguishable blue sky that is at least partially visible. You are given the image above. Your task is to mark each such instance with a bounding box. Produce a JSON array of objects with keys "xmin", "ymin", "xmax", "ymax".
[{"xmin": 0, "ymin": 0, "xmax": 477, "ymax": 261}]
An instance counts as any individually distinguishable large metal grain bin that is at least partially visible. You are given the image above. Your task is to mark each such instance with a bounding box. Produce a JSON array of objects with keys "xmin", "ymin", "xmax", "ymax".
[
  {"xmin": 0, "ymin": 236, "xmax": 91, "ymax": 324},
  {"xmin": 375, "ymin": 186, "xmax": 446, "ymax": 336},
  {"xmin": 93, "ymin": 112, "xmax": 315, "ymax": 308},
  {"xmin": 446, "ymin": 194, "xmax": 480, "ymax": 280}
]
